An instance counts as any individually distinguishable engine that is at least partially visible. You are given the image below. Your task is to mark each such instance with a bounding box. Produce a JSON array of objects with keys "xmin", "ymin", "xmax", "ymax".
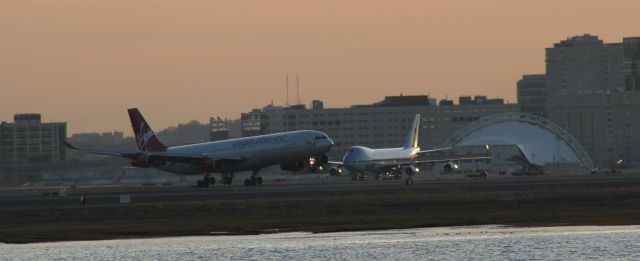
[
  {"xmin": 329, "ymin": 167, "xmax": 343, "ymax": 176},
  {"xmin": 404, "ymin": 165, "xmax": 419, "ymax": 176},
  {"xmin": 198, "ymin": 159, "xmax": 224, "ymax": 172},
  {"xmin": 443, "ymin": 161, "xmax": 458, "ymax": 172},
  {"xmin": 280, "ymin": 161, "xmax": 306, "ymax": 172},
  {"xmin": 130, "ymin": 156, "xmax": 165, "ymax": 168}
]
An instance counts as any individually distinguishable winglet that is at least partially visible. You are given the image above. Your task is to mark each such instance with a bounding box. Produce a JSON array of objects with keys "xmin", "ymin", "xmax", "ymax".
[{"xmin": 403, "ymin": 114, "xmax": 420, "ymax": 149}]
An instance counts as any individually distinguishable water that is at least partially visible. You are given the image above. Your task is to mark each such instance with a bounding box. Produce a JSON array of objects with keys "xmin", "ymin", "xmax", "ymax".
[{"xmin": 2, "ymin": 225, "xmax": 640, "ymax": 260}]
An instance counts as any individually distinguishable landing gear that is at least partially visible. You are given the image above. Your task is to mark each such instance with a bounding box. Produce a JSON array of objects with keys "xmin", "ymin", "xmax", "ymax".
[
  {"xmin": 244, "ymin": 170, "xmax": 263, "ymax": 186},
  {"xmin": 196, "ymin": 173, "xmax": 216, "ymax": 188},
  {"xmin": 221, "ymin": 172, "xmax": 234, "ymax": 185},
  {"xmin": 405, "ymin": 176, "xmax": 414, "ymax": 186}
]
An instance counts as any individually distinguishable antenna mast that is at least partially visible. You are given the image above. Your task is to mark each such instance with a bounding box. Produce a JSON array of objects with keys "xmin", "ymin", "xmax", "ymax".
[
  {"xmin": 296, "ymin": 75, "xmax": 301, "ymax": 105},
  {"xmin": 285, "ymin": 75, "xmax": 289, "ymax": 107}
]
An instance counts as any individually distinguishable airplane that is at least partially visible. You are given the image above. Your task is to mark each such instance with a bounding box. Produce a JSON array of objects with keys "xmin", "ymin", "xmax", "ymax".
[
  {"xmin": 327, "ymin": 114, "xmax": 490, "ymax": 185},
  {"xmin": 65, "ymin": 108, "xmax": 334, "ymax": 187}
]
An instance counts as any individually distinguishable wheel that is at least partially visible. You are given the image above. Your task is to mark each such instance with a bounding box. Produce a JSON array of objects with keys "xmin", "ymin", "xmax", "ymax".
[
  {"xmin": 244, "ymin": 179, "xmax": 251, "ymax": 186},
  {"xmin": 256, "ymin": 177, "xmax": 263, "ymax": 185},
  {"xmin": 196, "ymin": 180, "xmax": 203, "ymax": 188},
  {"xmin": 209, "ymin": 177, "xmax": 216, "ymax": 185}
]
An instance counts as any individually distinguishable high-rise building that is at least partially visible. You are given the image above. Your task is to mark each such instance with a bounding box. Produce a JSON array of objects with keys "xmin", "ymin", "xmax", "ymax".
[
  {"xmin": 624, "ymin": 37, "xmax": 640, "ymax": 91},
  {"xmin": 547, "ymin": 92, "xmax": 640, "ymax": 168},
  {"xmin": 524, "ymin": 34, "xmax": 640, "ymax": 168},
  {"xmin": 546, "ymin": 34, "xmax": 625, "ymax": 95},
  {"xmin": 0, "ymin": 114, "xmax": 67, "ymax": 165},
  {"xmin": 517, "ymin": 74, "xmax": 547, "ymax": 118}
]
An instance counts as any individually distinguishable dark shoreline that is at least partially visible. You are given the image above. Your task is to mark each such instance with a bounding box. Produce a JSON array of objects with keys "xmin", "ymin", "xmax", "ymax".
[{"xmin": 2, "ymin": 183, "xmax": 640, "ymax": 244}]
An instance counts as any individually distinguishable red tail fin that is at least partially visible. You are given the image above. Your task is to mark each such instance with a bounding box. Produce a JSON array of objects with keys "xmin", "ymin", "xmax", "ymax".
[{"xmin": 128, "ymin": 108, "xmax": 167, "ymax": 152}]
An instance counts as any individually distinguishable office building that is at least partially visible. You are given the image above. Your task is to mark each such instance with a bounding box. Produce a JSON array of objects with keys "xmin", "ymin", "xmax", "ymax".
[
  {"xmin": 547, "ymin": 92, "xmax": 640, "ymax": 167},
  {"xmin": 0, "ymin": 114, "xmax": 67, "ymax": 165},
  {"xmin": 209, "ymin": 117, "xmax": 229, "ymax": 141},
  {"xmin": 259, "ymin": 95, "xmax": 517, "ymax": 159},
  {"xmin": 546, "ymin": 34, "xmax": 625, "ymax": 95},
  {"xmin": 625, "ymin": 37, "xmax": 640, "ymax": 91},
  {"xmin": 517, "ymin": 74, "xmax": 547, "ymax": 117}
]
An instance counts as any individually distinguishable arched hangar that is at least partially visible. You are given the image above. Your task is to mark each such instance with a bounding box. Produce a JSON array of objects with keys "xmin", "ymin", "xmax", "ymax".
[{"xmin": 441, "ymin": 113, "xmax": 594, "ymax": 171}]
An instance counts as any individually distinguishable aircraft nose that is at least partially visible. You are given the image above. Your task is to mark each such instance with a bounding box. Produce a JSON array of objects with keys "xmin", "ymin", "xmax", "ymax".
[{"xmin": 327, "ymin": 136, "xmax": 335, "ymax": 147}]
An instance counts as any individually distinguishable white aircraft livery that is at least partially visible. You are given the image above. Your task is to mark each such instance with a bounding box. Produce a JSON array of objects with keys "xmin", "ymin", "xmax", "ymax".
[
  {"xmin": 328, "ymin": 114, "xmax": 490, "ymax": 185},
  {"xmin": 65, "ymin": 108, "xmax": 334, "ymax": 187}
]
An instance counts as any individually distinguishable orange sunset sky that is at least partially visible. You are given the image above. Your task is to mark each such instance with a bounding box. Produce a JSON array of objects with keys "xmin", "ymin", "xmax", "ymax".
[{"xmin": 2, "ymin": 0, "xmax": 640, "ymax": 135}]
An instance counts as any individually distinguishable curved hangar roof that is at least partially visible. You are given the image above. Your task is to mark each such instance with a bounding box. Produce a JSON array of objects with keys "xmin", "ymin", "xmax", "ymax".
[{"xmin": 442, "ymin": 113, "xmax": 593, "ymax": 170}]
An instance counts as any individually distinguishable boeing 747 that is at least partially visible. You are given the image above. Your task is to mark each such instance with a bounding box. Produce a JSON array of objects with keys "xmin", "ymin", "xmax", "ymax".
[{"xmin": 328, "ymin": 114, "xmax": 489, "ymax": 185}]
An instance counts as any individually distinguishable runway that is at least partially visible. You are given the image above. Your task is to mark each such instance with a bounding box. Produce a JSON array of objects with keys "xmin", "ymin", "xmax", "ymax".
[{"xmin": 2, "ymin": 173, "xmax": 640, "ymax": 209}]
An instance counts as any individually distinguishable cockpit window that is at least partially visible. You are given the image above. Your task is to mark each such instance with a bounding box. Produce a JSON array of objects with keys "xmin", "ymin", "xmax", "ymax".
[{"xmin": 314, "ymin": 136, "xmax": 327, "ymax": 140}]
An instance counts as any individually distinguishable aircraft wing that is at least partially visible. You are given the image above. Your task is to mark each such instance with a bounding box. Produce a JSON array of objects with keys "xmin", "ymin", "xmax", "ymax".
[
  {"xmin": 63, "ymin": 141, "xmax": 243, "ymax": 163},
  {"xmin": 63, "ymin": 141, "xmax": 140, "ymax": 158},
  {"xmin": 411, "ymin": 156, "xmax": 491, "ymax": 165},
  {"xmin": 327, "ymin": 161, "xmax": 344, "ymax": 167},
  {"xmin": 415, "ymin": 147, "xmax": 453, "ymax": 155}
]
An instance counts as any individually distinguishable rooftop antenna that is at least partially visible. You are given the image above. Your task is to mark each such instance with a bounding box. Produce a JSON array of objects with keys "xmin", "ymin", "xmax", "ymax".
[
  {"xmin": 286, "ymin": 75, "xmax": 289, "ymax": 107},
  {"xmin": 296, "ymin": 75, "xmax": 301, "ymax": 105}
]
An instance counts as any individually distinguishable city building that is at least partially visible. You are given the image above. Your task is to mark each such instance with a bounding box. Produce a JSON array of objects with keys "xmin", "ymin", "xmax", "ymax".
[
  {"xmin": 209, "ymin": 117, "xmax": 229, "ymax": 141},
  {"xmin": 239, "ymin": 105, "xmax": 283, "ymax": 138},
  {"xmin": 519, "ymin": 34, "xmax": 640, "ymax": 168},
  {"xmin": 547, "ymin": 92, "xmax": 640, "ymax": 168},
  {"xmin": 517, "ymin": 74, "xmax": 547, "ymax": 117},
  {"xmin": 546, "ymin": 34, "xmax": 625, "ymax": 95},
  {"xmin": 0, "ymin": 114, "xmax": 67, "ymax": 165},
  {"xmin": 259, "ymin": 95, "xmax": 517, "ymax": 159},
  {"xmin": 240, "ymin": 109, "xmax": 266, "ymax": 138},
  {"xmin": 624, "ymin": 37, "xmax": 640, "ymax": 91}
]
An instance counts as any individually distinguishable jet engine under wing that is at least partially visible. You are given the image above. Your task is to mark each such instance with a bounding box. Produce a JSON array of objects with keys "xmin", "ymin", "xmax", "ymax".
[{"xmin": 63, "ymin": 141, "xmax": 244, "ymax": 164}]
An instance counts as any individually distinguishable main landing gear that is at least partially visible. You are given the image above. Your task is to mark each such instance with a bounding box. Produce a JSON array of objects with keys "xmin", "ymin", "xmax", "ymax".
[
  {"xmin": 244, "ymin": 170, "xmax": 263, "ymax": 186},
  {"xmin": 221, "ymin": 172, "xmax": 234, "ymax": 185},
  {"xmin": 196, "ymin": 173, "xmax": 216, "ymax": 188}
]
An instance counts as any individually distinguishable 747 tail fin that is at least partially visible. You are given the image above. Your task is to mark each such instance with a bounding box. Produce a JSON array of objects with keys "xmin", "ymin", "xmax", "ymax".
[{"xmin": 403, "ymin": 114, "xmax": 420, "ymax": 149}]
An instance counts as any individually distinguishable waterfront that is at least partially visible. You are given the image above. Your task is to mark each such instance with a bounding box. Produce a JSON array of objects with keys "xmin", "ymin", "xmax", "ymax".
[{"xmin": 2, "ymin": 225, "xmax": 640, "ymax": 260}]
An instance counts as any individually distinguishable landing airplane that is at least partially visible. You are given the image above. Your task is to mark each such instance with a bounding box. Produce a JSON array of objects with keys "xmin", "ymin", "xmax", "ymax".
[
  {"xmin": 328, "ymin": 114, "xmax": 490, "ymax": 185},
  {"xmin": 65, "ymin": 108, "xmax": 334, "ymax": 187}
]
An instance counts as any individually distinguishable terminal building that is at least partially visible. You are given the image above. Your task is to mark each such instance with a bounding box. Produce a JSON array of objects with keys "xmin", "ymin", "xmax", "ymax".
[
  {"xmin": 243, "ymin": 95, "xmax": 517, "ymax": 159},
  {"xmin": 0, "ymin": 114, "xmax": 67, "ymax": 165}
]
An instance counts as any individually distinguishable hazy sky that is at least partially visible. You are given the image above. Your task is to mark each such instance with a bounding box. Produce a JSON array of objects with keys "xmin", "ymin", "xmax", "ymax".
[{"xmin": 2, "ymin": 0, "xmax": 640, "ymax": 135}]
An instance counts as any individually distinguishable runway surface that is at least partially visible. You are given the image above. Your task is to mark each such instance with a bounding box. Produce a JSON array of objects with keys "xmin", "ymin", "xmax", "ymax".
[{"xmin": 2, "ymin": 173, "xmax": 640, "ymax": 209}]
